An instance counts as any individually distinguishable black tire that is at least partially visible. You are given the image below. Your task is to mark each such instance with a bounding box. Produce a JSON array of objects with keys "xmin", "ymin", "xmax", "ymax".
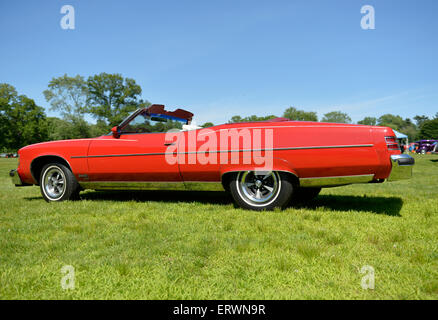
[
  {"xmin": 229, "ymin": 171, "xmax": 295, "ymax": 211},
  {"xmin": 293, "ymin": 187, "xmax": 321, "ymax": 204},
  {"xmin": 39, "ymin": 163, "xmax": 80, "ymax": 202}
]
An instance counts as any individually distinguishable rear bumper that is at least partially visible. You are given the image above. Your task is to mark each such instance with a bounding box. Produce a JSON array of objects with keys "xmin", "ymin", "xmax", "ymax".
[
  {"xmin": 9, "ymin": 169, "xmax": 30, "ymax": 186},
  {"xmin": 387, "ymin": 154, "xmax": 414, "ymax": 181}
]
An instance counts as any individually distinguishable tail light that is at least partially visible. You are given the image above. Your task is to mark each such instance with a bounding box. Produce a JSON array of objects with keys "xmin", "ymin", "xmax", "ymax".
[{"xmin": 385, "ymin": 136, "xmax": 400, "ymax": 150}]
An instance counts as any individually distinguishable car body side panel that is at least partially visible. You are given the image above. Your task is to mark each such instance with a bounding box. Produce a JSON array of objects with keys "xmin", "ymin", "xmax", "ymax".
[
  {"xmin": 272, "ymin": 125, "xmax": 379, "ymax": 178},
  {"xmin": 179, "ymin": 123, "xmax": 382, "ymax": 181},
  {"xmin": 86, "ymin": 133, "xmax": 182, "ymax": 182},
  {"xmin": 18, "ymin": 139, "xmax": 91, "ymax": 184}
]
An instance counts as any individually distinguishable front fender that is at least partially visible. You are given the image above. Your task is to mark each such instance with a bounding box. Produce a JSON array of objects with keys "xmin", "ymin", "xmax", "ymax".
[{"xmin": 18, "ymin": 139, "xmax": 92, "ymax": 184}]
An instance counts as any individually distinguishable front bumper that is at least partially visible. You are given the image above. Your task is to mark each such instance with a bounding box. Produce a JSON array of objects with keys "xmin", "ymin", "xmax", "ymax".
[
  {"xmin": 387, "ymin": 154, "xmax": 415, "ymax": 181},
  {"xmin": 9, "ymin": 169, "xmax": 29, "ymax": 186}
]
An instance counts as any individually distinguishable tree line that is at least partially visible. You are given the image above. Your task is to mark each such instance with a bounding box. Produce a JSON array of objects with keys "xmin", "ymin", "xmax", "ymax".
[
  {"xmin": 1, "ymin": 73, "xmax": 148, "ymax": 152},
  {"xmin": 1, "ymin": 73, "xmax": 437, "ymax": 152}
]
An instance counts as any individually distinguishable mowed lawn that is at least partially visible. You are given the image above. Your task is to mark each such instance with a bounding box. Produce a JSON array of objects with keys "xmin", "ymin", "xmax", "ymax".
[{"xmin": 0, "ymin": 155, "xmax": 437, "ymax": 300}]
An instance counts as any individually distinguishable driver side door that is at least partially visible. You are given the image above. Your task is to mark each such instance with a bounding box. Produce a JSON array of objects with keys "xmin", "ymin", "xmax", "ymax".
[{"xmin": 86, "ymin": 114, "xmax": 182, "ymax": 183}]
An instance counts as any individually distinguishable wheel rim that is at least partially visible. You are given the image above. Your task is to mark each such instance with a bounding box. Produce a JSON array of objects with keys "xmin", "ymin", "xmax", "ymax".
[
  {"xmin": 43, "ymin": 166, "xmax": 66, "ymax": 200},
  {"xmin": 236, "ymin": 171, "xmax": 281, "ymax": 206}
]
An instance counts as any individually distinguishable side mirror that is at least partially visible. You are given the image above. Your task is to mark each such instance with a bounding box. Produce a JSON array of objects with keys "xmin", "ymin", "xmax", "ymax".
[{"xmin": 111, "ymin": 126, "xmax": 120, "ymax": 139}]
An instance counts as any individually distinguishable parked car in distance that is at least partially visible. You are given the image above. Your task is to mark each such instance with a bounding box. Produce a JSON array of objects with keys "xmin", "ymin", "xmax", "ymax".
[
  {"xmin": 416, "ymin": 140, "xmax": 438, "ymax": 154},
  {"xmin": 10, "ymin": 104, "xmax": 415, "ymax": 211},
  {"xmin": 0, "ymin": 153, "xmax": 15, "ymax": 158}
]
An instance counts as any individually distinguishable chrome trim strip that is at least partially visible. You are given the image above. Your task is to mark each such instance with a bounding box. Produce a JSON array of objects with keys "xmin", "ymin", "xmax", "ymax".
[
  {"xmin": 72, "ymin": 153, "xmax": 165, "ymax": 159},
  {"xmin": 71, "ymin": 144, "xmax": 373, "ymax": 159},
  {"xmin": 198, "ymin": 125, "xmax": 378, "ymax": 137},
  {"xmin": 300, "ymin": 174, "xmax": 374, "ymax": 188},
  {"xmin": 272, "ymin": 144, "xmax": 373, "ymax": 151},
  {"xmin": 79, "ymin": 181, "xmax": 224, "ymax": 191}
]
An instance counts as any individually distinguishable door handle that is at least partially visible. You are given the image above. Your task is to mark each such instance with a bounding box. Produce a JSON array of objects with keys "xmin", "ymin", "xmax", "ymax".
[{"xmin": 164, "ymin": 142, "xmax": 175, "ymax": 146}]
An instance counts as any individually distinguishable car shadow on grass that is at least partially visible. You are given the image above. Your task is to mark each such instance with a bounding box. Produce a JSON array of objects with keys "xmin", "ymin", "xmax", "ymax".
[
  {"xmin": 79, "ymin": 190, "xmax": 234, "ymax": 206},
  {"xmin": 294, "ymin": 195, "xmax": 403, "ymax": 217},
  {"xmin": 49, "ymin": 190, "xmax": 404, "ymax": 216}
]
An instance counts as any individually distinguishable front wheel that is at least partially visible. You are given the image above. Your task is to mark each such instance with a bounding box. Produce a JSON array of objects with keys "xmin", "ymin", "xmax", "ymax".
[
  {"xmin": 40, "ymin": 163, "xmax": 80, "ymax": 202},
  {"xmin": 229, "ymin": 171, "xmax": 295, "ymax": 211}
]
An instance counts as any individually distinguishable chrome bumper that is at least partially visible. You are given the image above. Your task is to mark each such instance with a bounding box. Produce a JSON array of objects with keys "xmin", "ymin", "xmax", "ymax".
[
  {"xmin": 387, "ymin": 154, "xmax": 414, "ymax": 181},
  {"xmin": 9, "ymin": 169, "xmax": 27, "ymax": 186}
]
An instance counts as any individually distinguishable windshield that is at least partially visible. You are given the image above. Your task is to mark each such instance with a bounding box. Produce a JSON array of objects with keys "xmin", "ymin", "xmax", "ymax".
[
  {"xmin": 120, "ymin": 111, "xmax": 185, "ymax": 133},
  {"xmin": 119, "ymin": 108, "xmax": 141, "ymax": 127}
]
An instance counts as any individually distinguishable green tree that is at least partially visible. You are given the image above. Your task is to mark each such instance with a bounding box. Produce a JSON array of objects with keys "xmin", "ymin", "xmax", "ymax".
[
  {"xmin": 357, "ymin": 117, "xmax": 377, "ymax": 126},
  {"xmin": 419, "ymin": 119, "xmax": 438, "ymax": 139},
  {"xmin": 0, "ymin": 83, "xmax": 48, "ymax": 150},
  {"xmin": 377, "ymin": 114, "xmax": 418, "ymax": 141},
  {"xmin": 229, "ymin": 115, "xmax": 243, "ymax": 123},
  {"xmin": 201, "ymin": 122, "xmax": 214, "ymax": 128},
  {"xmin": 228, "ymin": 115, "xmax": 277, "ymax": 123},
  {"xmin": 413, "ymin": 115, "xmax": 429, "ymax": 128},
  {"xmin": 43, "ymin": 74, "xmax": 93, "ymax": 139},
  {"xmin": 377, "ymin": 114, "xmax": 405, "ymax": 130},
  {"xmin": 283, "ymin": 107, "xmax": 318, "ymax": 121},
  {"xmin": 46, "ymin": 116, "xmax": 92, "ymax": 141},
  {"xmin": 46, "ymin": 117, "xmax": 73, "ymax": 141},
  {"xmin": 43, "ymin": 74, "xmax": 88, "ymax": 117},
  {"xmin": 90, "ymin": 119, "xmax": 111, "ymax": 137},
  {"xmin": 86, "ymin": 73, "xmax": 148, "ymax": 128},
  {"xmin": 321, "ymin": 111, "xmax": 352, "ymax": 123}
]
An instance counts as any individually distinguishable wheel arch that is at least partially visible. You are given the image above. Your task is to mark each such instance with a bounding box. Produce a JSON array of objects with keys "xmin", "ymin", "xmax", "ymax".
[
  {"xmin": 220, "ymin": 156, "xmax": 299, "ymax": 188},
  {"xmin": 30, "ymin": 155, "xmax": 73, "ymax": 185},
  {"xmin": 221, "ymin": 169, "xmax": 299, "ymax": 190}
]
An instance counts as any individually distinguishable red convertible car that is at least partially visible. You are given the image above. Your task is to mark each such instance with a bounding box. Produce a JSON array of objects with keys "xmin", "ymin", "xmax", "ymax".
[{"xmin": 10, "ymin": 104, "xmax": 414, "ymax": 211}]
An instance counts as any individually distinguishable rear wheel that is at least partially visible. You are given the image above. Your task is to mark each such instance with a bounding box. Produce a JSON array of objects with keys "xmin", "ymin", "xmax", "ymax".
[
  {"xmin": 39, "ymin": 163, "xmax": 80, "ymax": 202},
  {"xmin": 229, "ymin": 171, "xmax": 294, "ymax": 211}
]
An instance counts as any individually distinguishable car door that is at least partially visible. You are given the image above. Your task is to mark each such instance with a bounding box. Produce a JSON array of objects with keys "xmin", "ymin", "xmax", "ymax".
[{"xmin": 86, "ymin": 115, "xmax": 182, "ymax": 182}]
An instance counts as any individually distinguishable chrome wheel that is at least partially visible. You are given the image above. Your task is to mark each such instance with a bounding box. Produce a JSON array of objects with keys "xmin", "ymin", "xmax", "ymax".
[
  {"xmin": 236, "ymin": 171, "xmax": 281, "ymax": 207},
  {"xmin": 42, "ymin": 166, "xmax": 66, "ymax": 200}
]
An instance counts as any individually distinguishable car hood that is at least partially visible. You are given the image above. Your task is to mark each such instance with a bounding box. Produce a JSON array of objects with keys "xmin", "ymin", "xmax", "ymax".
[{"xmin": 19, "ymin": 136, "xmax": 106, "ymax": 153}]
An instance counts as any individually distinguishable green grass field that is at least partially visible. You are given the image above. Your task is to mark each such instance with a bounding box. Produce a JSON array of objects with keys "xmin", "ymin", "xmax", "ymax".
[{"xmin": 1, "ymin": 155, "xmax": 437, "ymax": 299}]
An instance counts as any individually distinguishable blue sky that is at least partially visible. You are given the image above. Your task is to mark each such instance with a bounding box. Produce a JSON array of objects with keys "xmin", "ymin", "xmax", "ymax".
[{"xmin": 0, "ymin": 0, "xmax": 437, "ymax": 125}]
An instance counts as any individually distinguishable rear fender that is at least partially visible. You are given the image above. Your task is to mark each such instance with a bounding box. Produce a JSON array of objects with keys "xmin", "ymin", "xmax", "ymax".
[{"xmin": 220, "ymin": 156, "xmax": 299, "ymax": 186}]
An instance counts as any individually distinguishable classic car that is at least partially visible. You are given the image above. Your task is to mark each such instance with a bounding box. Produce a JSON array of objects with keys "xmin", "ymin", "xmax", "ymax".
[
  {"xmin": 10, "ymin": 104, "xmax": 415, "ymax": 211},
  {"xmin": 415, "ymin": 140, "xmax": 438, "ymax": 154}
]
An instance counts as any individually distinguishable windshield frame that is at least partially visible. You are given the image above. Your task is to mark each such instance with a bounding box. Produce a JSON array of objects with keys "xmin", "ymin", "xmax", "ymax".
[{"xmin": 118, "ymin": 109, "xmax": 188, "ymax": 134}]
